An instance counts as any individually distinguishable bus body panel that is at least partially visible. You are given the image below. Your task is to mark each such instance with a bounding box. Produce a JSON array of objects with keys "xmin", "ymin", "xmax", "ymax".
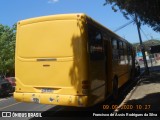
[
  {"xmin": 15, "ymin": 14, "xmax": 89, "ymax": 107},
  {"xmin": 14, "ymin": 13, "xmax": 135, "ymax": 107},
  {"xmin": 14, "ymin": 92, "xmax": 88, "ymax": 107}
]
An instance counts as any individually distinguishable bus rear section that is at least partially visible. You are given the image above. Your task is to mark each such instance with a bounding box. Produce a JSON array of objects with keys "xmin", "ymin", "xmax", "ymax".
[{"xmin": 14, "ymin": 14, "xmax": 89, "ymax": 107}]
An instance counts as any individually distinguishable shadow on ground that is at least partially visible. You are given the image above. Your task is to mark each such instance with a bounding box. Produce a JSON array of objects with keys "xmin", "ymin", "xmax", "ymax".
[
  {"xmin": 123, "ymin": 92, "xmax": 160, "ymax": 111},
  {"xmin": 0, "ymin": 93, "xmax": 13, "ymax": 99},
  {"xmin": 138, "ymin": 72, "xmax": 160, "ymax": 86},
  {"xmin": 119, "ymin": 71, "xmax": 160, "ymax": 112}
]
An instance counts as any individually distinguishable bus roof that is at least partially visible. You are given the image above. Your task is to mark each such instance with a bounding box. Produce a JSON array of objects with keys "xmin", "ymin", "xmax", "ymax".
[
  {"xmin": 18, "ymin": 13, "xmax": 132, "ymax": 45},
  {"xmin": 18, "ymin": 13, "xmax": 85, "ymax": 25}
]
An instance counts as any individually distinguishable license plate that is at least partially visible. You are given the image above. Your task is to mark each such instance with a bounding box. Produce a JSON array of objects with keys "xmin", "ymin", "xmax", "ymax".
[{"xmin": 41, "ymin": 88, "xmax": 53, "ymax": 93}]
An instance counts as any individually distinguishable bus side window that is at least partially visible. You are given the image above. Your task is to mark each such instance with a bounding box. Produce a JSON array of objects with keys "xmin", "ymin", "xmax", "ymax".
[
  {"xmin": 123, "ymin": 42, "xmax": 127, "ymax": 64},
  {"xmin": 88, "ymin": 26, "xmax": 104, "ymax": 60},
  {"xmin": 112, "ymin": 39, "xmax": 117, "ymax": 49},
  {"xmin": 119, "ymin": 41, "xmax": 123, "ymax": 49},
  {"xmin": 118, "ymin": 41, "xmax": 124, "ymax": 61},
  {"xmin": 112, "ymin": 39, "xmax": 119, "ymax": 60},
  {"xmin": 127, "ymin": 46, "xmax": 132, "ymax": 65}
]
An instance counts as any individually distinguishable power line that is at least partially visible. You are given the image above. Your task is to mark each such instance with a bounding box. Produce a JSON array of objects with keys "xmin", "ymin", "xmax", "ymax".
[
  {"xmin": 140, "ymin": 28, "xmax": 149, "ymax": 40},
  {"xmin": 114, "ymin": 20, "xmax": 134, "ymax": 32},
  {"xmin": 129, "ymin": 15, "xmax": 150, "ymax": 40}
]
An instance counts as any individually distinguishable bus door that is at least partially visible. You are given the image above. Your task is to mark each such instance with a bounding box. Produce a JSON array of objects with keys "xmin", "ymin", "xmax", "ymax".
[{"xmin": 103, "ymin": 34, "xmax": 112, "ymax": 98}]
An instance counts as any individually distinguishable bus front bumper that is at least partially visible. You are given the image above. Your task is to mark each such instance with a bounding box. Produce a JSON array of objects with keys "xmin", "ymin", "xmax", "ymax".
[{"xmin": 14, "ymin": 92, "xmax": 88, "ymax": 107}]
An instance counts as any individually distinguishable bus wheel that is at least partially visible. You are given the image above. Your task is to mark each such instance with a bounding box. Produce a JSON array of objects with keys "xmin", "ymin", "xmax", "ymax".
[{"xmin": 113, "ymin": 77, "xmax": 118, "ymax": 100}]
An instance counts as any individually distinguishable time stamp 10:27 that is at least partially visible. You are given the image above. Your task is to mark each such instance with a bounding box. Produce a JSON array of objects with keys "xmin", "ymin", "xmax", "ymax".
[{"xmin": 103, "ymin": 104, "xmax": 151, "ymax": 110}]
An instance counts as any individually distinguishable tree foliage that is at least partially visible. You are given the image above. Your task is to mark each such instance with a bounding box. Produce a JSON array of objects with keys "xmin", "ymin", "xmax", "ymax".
[
  {"xmin": 104, "ymin": 0, "xmax": 160, "ymax": 32},
  {"xmin": 0, "ymin": 24, "xmax": 16, "ymax": 76}
]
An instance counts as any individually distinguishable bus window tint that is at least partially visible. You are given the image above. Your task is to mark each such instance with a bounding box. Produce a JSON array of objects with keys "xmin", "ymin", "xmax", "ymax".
[
  {"xmin": 127, "ymin": 46, "xmax": 132, "ymax": 65},
  {"xmin": 112, "ymin": 39, "xmax": 117, "ymax": 49},
  {"xmin": 118, "ymin": 41, "xmax": 123, "ymax": 49},
  {"xmin": 112, "ymin": 39, "xmax": 119, "ymax": 60},
  {"xmin": 88, "ymin": 26, "xmax": 104, "ymax": 60}
]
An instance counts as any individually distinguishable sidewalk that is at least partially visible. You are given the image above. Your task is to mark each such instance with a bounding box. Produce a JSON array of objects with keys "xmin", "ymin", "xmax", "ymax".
[{"xmin": 118, "ymin": 71, "xmax": 160, "ymax": 111}]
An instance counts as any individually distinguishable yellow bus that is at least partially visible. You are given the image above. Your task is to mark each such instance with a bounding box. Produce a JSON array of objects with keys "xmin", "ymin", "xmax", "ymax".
[{"xmin": 14, "ymin": 13, "xmax": 136, "ymax": 107}]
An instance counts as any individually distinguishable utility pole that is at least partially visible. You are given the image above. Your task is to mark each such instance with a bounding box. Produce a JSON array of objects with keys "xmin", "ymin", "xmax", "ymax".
[{"xmin": 135, "ymin": 13, "xmax": 150, "ymax": 75}]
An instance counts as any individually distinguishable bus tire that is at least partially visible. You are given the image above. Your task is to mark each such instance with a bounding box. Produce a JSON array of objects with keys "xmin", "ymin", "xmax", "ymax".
[{"xmin": 113, "ymin": 77, "xmax": 118, "ymax": 100}]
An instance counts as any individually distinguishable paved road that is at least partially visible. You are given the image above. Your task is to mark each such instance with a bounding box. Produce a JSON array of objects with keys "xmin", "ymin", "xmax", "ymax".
[
  {"xmin": 0, "ymin": 96, "xmax": 54, "ymax": 111},
  {"xmin": 0, "ymin": 95, "xmax": 54, "ymax": 119}
]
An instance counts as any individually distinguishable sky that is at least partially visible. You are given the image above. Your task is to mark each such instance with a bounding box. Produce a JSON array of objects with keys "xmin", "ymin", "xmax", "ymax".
[{"xmin": 0, "ymin": 0, "xmax": 160, "ymax": 43}]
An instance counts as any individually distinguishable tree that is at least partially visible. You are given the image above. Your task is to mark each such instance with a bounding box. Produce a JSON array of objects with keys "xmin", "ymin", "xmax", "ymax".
[
  {"xmin": 133, "ymin": 39, "xmax": 160, "ymax": 53},
  {"xmin": 0, "ymin": 24, "xmax": 16, "ymax": 76},
  {"xmin": 104, "ymin": 0, "xmax": 160, "ymax": 32}
]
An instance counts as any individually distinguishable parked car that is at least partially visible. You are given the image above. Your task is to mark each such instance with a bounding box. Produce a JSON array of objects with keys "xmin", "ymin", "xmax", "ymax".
[
  {"xmin": 5, "ymin": 77, "xmax": 15, "ymax": 92},
  {"xmin": 0, "ymin": 76, "xmax": 13, "ymax": 96}
]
